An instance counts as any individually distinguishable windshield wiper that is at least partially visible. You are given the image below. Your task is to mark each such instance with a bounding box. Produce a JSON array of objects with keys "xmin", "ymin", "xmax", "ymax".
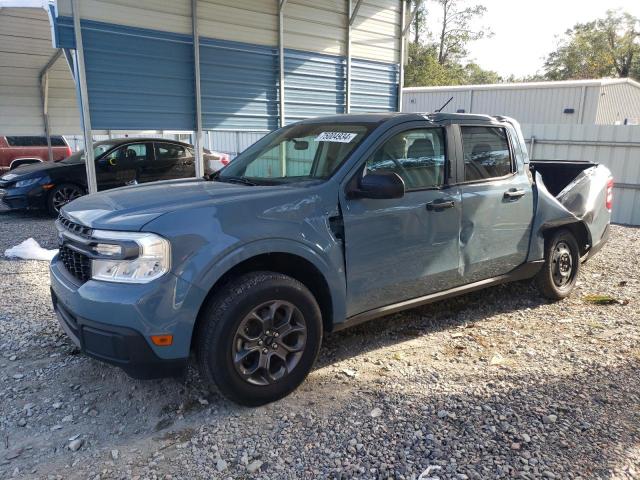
[{"xmin": 216, "ymin": 176, "xmax": 257, "ymax": 186}]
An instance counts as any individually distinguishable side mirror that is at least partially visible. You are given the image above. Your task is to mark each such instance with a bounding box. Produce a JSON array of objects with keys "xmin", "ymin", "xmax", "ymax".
[{"xmin": 350, "ymin": 171, "xmax": 405, "ymax": 199}]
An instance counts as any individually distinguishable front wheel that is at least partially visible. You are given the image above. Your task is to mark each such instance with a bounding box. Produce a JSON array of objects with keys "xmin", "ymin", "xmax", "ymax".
[
  {"xmin": 535, "ymin": 229, "xmax": 581, "ymax": 300},
  {"xmin": 47, "ymin": 183, "xmax": 84, "ymax": 216},
  {"xmin": 196, "ymin": 271, "xmax": 323, "ymax": 406}
]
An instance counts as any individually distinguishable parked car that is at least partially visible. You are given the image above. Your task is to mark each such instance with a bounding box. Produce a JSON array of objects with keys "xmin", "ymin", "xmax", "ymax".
[
  {"xmin": 50, "ymin": 113, "xmax": 612, "ymax": 406},
  {"xmin": 0, "ymin": 135, "xmax": 72, "ymax": 172},
  {"xmin": 0, "ymin": 138, "xmax": 223, "ymax": 215}
]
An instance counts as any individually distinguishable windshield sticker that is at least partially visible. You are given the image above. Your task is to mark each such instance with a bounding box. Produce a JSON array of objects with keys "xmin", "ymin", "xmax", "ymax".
[{"xmin": 315, "ymin": 132, "xmax": 358, "ymax": 143}]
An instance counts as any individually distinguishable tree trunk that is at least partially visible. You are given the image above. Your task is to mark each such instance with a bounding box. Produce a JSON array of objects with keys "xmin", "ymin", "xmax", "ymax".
[{"xmin": 438, "ymin": 0, "xmax": 448, "ymax": 64}]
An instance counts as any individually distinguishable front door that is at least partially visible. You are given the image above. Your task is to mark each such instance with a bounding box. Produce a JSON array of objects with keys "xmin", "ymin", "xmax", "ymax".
[
  {"xmin": 341, "ymin": 125, "xmax": 462, "ymax": 317},
  {"xmin": 458, "ymin": 125, "xmax": 534, "ymax": 282},
  {"xmin": 95, "ymin": 145, "xmax": 138, "ymax": 191}
]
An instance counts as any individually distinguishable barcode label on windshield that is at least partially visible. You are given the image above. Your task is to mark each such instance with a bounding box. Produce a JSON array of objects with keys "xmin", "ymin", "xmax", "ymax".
[{"xmin": 315, "ymin": 132, "xmax": 358, "ymax": 143}]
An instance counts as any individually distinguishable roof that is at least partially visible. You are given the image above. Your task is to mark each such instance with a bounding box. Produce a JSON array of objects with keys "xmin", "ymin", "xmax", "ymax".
[
  {"xmin": 296, "ymin": 112, "xmax": 503, "ymax": 126},
  {"xmin": 95, "ymin": 138, "xmax": 192, "ymax": 147},
  {"xmin": 404, "ymin": 78, "xmax": 640, "ymax": 93}
]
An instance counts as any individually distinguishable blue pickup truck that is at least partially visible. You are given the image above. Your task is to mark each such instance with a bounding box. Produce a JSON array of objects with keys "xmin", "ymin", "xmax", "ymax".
[{"xmin": 50, "ymin": 113, "xmax": 613, "ymax": 405}]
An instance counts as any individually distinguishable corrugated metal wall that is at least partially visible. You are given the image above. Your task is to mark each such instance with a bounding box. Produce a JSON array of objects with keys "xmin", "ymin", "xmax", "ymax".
[
  {"xmin": 521, "ymin": 123, "xmax": 640, "ymax": 225},
  {"xmin": 596, "ymin": 82, "xmax": 640, "ymax": 125},
  {"xmin": 0, "ymin": 7, "xmax": 79, "ymax": 135},
  {"xmin": 403, "ymin": 85, "xmax": 602, "ymax": 124},
  {"xmin": 200, "ymin": 38, "xmax": 278, "ymax": 131},
  {"xmin": 82, "ymin": 21, "xmax": 196, "ymax": 131},
  {"xmin": 52, "ymin": 0, "xmax": 401, "ymax": 133},
  {"xmin": 351, "ymin": 0, "xmax": 401, "ymax": 63}
]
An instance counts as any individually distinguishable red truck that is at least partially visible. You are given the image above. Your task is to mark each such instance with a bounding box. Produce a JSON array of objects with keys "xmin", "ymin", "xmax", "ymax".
[{"xmin": 0, "ymin": 135, "xmax": 72, "ymax": 172}]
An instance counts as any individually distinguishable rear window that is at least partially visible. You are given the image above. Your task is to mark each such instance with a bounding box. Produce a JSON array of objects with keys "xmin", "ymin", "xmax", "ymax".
[
  {"xmin": 461, "ymin": 127, "xmax": 512, "ymax": 181},
  {"xmin": 6, "ymin": 136, "xmax": 66, "ymax": 147}
]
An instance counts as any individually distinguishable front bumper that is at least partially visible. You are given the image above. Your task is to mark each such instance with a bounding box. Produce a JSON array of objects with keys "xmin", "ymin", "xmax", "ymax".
[
  {"xmin": 49, "ymin": 256, "xmax": 204, "ymax": 380},
  {"xmin": 52, "ymin": 289, "xmax": 187, "ymax": 379},
  {"xmin": 0, "ymin": 185, "xmax": 47, "ymax": 210}
]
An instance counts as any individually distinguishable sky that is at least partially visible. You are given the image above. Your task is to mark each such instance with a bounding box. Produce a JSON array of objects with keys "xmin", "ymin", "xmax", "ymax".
[{"xmin": 444, "ymin": 0, "xmax": 640, "ymax": 78}]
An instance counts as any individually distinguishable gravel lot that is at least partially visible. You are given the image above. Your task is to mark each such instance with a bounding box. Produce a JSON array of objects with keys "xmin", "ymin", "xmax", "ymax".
[{"xmin": 1, "ymin": 210, "xmax": 638, "ymax": 480}]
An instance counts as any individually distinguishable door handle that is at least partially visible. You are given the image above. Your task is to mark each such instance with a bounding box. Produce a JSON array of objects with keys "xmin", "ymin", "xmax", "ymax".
[
  {"xmin": 426, "ymin": 199, "xmax": 455, "ymax": 211},
  {"xmin": 503, "ymin": 189, "xmax": 526, "ymax": 200}
]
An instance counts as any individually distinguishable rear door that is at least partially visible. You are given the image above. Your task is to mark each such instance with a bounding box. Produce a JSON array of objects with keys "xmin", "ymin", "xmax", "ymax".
[
  {"xmin": 143, "ymin": 142, "xmax": 195, "ymax": 182},
  {"xmin": 340, "ymin": 122, "xmax": 462, "ymax": 316},
  {"xmin": 457, "ymin": 125, "xmax": 534, "ymax": 282}
]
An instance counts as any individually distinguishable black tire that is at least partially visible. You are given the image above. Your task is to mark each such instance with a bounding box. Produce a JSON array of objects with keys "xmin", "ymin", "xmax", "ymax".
[
  {"xmin": 47, "ymin": 183, "xmax": 84, "ymax": 216},
  {"xmin": 196, "ymin": 271, "xmax": 323, "ymax": 406},
  {"xmin": 535, "ymin": 229, "xmax": 581, "ymax": 300}
]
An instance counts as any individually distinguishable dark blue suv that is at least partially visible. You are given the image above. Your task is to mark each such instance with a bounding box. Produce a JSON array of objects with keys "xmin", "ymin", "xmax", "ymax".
[{"xmin": 50, "ymin": 113, "xmax": 612, "ymax": 405}]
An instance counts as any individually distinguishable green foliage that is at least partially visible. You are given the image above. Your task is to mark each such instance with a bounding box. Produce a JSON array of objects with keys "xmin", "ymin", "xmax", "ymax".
[
  {"xmin": 543, "ymin": 10, "xmax": 640, "ymax": 80},
  {"xmin": 405, "ymin": 41, "xmax": 500, "ymax": 87},
  {"xmin": 405, "ymin": 0, "xmax": 499, "ymax": 87}
]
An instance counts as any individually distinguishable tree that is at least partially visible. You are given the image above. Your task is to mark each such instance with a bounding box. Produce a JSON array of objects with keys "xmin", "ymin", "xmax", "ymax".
[
  {"xmin": 409, "ymin": 0, "xmax": 428, "ymax": 44},
  {"xmin": 543, "ymin": 10, "xmax": 640, "ymax": 81},
  {"xmin": 433, "ymin": 0, "xmax": 491, "ymax": 65},
  {"xmin": 404, "ymin": 43, "xmax": 501, "ymax": 87}
]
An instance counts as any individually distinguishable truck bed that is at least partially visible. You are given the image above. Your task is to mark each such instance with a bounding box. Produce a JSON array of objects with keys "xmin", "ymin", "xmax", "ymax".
[{"xmin": 530, "ymin": 160, "xmax": 598, "ymax": 197}]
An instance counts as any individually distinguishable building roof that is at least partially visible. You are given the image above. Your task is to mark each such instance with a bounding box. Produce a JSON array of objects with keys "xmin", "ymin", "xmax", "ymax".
[{"xmin": 404, "ymin": 78, "xmax": 640, "ymax": 93}]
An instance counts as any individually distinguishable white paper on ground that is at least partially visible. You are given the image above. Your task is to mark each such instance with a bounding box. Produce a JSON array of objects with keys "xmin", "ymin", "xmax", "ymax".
[{"xmin": 4, "ymin": 238, "xmax": 58, "ymax": 261}]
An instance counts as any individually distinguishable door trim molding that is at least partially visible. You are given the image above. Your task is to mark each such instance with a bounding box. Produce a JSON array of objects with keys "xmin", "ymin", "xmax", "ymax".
[{"xmin": 333, "ymin": 260, "xmax": 544, "ymax": 332}]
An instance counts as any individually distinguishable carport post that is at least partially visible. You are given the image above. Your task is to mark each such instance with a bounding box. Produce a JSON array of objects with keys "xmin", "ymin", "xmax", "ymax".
[
  {"xmin": 278, "ymin": 0, "xmax": 288, "ymax": 128},
  {"xmin": 397, "ymin": 0, "xmax": 407, "ymax": 112},
  {"xmin": 41, "ymin": 72, "xmax": 53, "ymax": 162},
  {"xmin": 39, "ymin": 50, "xmax": 62, "ymax": 163},
  {"xmin": 278, "ymin": 0, "xmax": 288, "ymax": 176},
  {"xmin": 192, "ymin": 0, "xmax": 205, "ymax": 178},
  {"xmin": 71, "ymin": 0, "xmax": 98, "ymax": 194}
]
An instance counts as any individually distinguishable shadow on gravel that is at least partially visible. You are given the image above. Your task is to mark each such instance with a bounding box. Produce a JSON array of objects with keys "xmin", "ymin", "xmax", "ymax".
[{"xmin": 318, "ymin": 279, "xmax": 546, "ymax": 368}]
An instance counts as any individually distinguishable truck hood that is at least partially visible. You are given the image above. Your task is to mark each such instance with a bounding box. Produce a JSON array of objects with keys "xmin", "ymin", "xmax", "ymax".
[{"xmin": 61, "ymin": 178, "xmax": 297, "ymax": 231}]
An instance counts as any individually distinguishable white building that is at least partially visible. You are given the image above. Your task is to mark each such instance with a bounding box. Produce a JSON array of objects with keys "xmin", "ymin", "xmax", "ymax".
[{"xmin": 403, "ymin": 78, "xmax": 640, "ymax": 125}]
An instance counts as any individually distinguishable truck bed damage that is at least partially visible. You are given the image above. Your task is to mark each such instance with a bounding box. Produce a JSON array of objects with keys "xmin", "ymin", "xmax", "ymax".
[{"xmin": 528, "ymin": 161, "xmax": 612, "ymax": 262}]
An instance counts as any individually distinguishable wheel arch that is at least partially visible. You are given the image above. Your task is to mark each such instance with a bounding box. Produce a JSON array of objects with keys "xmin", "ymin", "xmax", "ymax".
[
  {"xmin": 190, "ymin": 244, "xmax": 345, "ymax": 352},
  {"xmin": 541, "ymin": 221, "xmax": 591, "ymax": 257}
]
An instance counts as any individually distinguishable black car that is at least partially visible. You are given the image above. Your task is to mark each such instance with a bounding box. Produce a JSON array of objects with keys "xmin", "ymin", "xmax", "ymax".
[{"xmin": 0, "ymin": 138, "xmax": 215, "ymax": 215}]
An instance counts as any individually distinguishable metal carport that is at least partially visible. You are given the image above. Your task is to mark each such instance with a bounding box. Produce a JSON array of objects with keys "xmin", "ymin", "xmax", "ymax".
[
  {"xmin": 4, "ymin": 0, "xmax": 414, "ymax": 194},
  {"xmin": 0, "ymin": 1, "xmax": 80, "ymax": 160}
]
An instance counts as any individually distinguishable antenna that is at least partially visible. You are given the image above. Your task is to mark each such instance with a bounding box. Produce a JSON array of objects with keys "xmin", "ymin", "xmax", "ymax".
[{"xmin": 435, "ymin": 96, "xmax": 454, "ymax": 113}]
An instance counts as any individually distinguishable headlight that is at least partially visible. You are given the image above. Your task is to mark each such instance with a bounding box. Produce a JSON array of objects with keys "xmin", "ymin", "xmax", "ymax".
[
  {"xmin": 90, "ymin": 230, "xmax": 171, "ymax": 283},
  {"xmin": 15, "ymin": 177, "xmax": 43, "ymax": 188}
]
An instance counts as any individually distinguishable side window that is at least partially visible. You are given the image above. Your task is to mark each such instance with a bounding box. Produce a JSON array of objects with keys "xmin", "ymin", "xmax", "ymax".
[
  {"xmin": 121, "ymin": 143, "xmax": 147, "ymax": 162},
  {"xmin": 102, "ymin": 148, "xmax": 121, "ymax": 166},
  {"xmin": 365, "ymin": 128, "xmax": 446, "ymax": 190},
  {"xmin": 461, "ymin": 126, "xmax": 512, "ymax": 181},
  {"xmin": 156, "ymin": 143, "xmax": 187, "ymax": 160}
]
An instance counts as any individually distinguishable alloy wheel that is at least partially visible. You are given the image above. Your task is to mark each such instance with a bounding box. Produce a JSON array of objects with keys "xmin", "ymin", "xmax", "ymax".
[
  {"xmin": 52, "ymin": 186, "xmax": 82, "ymax": 212},
  {"xmin": 232, "ymin": 300, "xmax": 307, "ymax": 386}
]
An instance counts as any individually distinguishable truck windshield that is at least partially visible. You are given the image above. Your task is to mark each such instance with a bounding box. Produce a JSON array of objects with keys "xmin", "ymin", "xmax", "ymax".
[{"xmin": 218, "ymin": 122, "xmax": 375, "ymax": 184}]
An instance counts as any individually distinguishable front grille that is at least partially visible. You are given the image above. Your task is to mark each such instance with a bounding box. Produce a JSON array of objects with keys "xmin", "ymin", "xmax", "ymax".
[
  {"xmin": 59, "ymin": 245, "xmax": 91, "ymax": 283},
  {"xmin": 57, "ymin": 213, "xmax": 93, "ymax": 238}
]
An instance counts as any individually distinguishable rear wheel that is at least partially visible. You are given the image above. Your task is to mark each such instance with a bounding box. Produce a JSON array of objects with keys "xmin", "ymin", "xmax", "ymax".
[
  {"xmin": 535, "ymin": 229, "xmax": 581, "ymax": 300},
  {"xmin": 196, "ymin": 271, "xmax": 322, "ymax": 406},
  {"xmin": 47, "ymin": 183, "xmax": 84, "ymax": 216}
]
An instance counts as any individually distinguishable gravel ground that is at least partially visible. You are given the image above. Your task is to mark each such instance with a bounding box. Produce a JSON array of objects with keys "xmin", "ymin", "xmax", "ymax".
[{"xmin": 1, "ymin": 210, "xmax": 638, "ymax": 480}]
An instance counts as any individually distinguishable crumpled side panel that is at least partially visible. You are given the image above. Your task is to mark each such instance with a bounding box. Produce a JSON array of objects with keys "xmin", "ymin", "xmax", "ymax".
[{"xmin": 527, "ymin": 165, "xmax": 611, "ymax": 262}]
